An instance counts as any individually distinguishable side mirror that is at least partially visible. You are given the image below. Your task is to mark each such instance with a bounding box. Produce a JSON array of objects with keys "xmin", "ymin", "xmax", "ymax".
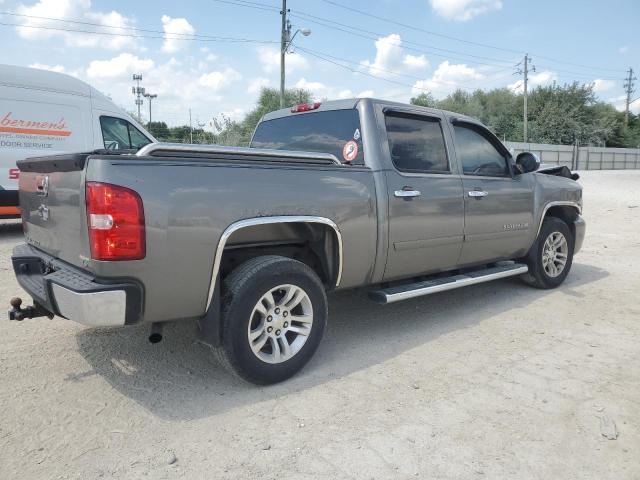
[{"xmin": 515, "ymin": 152, "xmax": 540, "ymax": 174}]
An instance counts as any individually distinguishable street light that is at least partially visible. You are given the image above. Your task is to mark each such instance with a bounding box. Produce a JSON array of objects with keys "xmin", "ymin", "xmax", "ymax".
[{"xmin": 143, "ymin": 92, "xmax": 157, "ymax": 125}]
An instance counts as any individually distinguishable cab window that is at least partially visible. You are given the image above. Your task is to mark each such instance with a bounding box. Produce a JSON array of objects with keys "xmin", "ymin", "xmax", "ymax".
[
  {"xmin": 100, "ymin": 116, "xmax": 151, "ymax": 150},
  {"xmin": 384, "ymin": 112, "xmax": 449, "ymax": 174},
  {"xmin": 453, "ymin": 124, "xmax": 509, "ymax": 177}
]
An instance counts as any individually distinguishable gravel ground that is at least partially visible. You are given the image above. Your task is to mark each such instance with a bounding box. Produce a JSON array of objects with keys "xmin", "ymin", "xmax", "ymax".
[{"xmin": 1, "ymin": 170, "xmax": 639, "ymax": 480}]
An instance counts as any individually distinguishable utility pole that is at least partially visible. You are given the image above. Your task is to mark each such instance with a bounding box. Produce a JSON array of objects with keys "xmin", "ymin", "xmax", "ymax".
[
  {"xmin": 189, "ymin": 108, "xmax": 193, "ymax": 143},
  {"xmin": 624, "ymin": 67, "xmax": 636, "ymax": 126},
  {"xmin": 144, "ymin": 92, "xmax": 157, "ymax": 125},
  {"xmin": 515, "ymin": 55, "xmax": 534, "ymax": 142},
  {"xmin": 279, "ymin": 0, "xmax": 288, "ymax": 109},
  {"xmin": 132, "ymin": 74, "xmax": 144, "ymax": 122}
]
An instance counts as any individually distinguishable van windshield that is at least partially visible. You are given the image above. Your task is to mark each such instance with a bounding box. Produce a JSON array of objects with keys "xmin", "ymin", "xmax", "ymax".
[{"xmin": 251, "ymin": 109, "xmax": 364, "ymax": 165}]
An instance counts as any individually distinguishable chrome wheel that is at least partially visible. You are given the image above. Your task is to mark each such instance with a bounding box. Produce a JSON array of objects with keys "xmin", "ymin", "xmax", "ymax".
[
  {"xmin": 247, "ymin": 284, "xmax": 314, "ymax": 364},
  {"xmin": 542, "ymin": 231, "xmax": 568, "ymax": 278}
]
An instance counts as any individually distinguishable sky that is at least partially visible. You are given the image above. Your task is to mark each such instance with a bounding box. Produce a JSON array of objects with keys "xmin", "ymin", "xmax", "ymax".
[{"xmin": 1, "ymin": 0, "xmax": 638, "ymax": 128}]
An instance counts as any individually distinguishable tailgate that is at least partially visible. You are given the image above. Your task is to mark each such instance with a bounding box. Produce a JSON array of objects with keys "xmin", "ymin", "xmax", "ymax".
[{"xmin": 18, "ymin": 153, "xmax": 91, "ymax": 268}]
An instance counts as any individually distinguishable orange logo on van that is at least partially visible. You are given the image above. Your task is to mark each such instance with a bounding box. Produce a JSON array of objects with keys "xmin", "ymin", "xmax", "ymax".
[{"xmin": 0, "ymin": 112, "xmax": 72, "ymax": 137}]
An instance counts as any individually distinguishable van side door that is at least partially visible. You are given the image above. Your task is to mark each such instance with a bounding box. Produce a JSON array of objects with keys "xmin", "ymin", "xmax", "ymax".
[
  {"xmin": 381, "ymin": 110, "xmax": 464, "ymax": 281},
  {"xmin": 451, "ymin": 121, "xmax": 535, "ymax": 265}
]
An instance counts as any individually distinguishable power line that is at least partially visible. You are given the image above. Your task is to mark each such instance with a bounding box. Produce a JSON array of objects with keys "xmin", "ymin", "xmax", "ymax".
[
  {"xmin": 0, "ymin": 15, "xmax": 276, "ymax": 44},
  {"xmin": 320, "ymin": 0, "xmax": 624, "ymax": 74},
  {"xmin": 289, "ymin": 10, "xmax": 516, "ymax": 66},
  {"xmin": 209, "ymin": 0, "xmax": 518, "ymax": 68},
  {"xmin": 297, "ymin": 45, "xmax": 513, "ymax": 90},
  {"xmin": 319, "ymin": 0, "xmax": 522, "ymax": 54}
]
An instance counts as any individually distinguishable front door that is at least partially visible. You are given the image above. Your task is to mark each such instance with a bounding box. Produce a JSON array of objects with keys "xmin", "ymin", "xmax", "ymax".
[
  {"xmin": 383, "ymin": 111, "xmax": 464, "ymax": 281},
  {"xmin": 451, "ymin": 122, "xmax": 534, "ymax": 265}
]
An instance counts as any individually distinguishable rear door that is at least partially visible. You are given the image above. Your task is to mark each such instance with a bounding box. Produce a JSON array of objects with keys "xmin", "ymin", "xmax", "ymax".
[
  {"xmin": 382, "ymin": 110, "xmax": 464, "ymax": 281},
  {"xmin": 451, "ymin": 121, "xmax": 534, "ymax": 265}
]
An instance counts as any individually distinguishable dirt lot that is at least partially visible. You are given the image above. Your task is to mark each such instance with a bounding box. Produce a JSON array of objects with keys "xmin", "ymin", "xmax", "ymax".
[{"xmin": 1, "ymin": 170, "xmax": 639, "ymax": 480}]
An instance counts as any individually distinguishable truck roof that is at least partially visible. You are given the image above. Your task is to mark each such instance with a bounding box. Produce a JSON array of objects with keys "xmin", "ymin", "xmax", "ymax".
[
  {"xmin": 261, "ymin": 97, "xmax": 480, "ymax": 125},
  {"xmin": 0, "ymin": 64, "xmax": 112, "ymax": 104}
]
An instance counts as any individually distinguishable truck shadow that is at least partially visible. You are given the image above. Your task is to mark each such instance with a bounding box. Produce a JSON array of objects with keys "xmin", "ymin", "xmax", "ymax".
[{"xmin": 74, "ymin": 262, "xmax": 607, "ymax": 421}]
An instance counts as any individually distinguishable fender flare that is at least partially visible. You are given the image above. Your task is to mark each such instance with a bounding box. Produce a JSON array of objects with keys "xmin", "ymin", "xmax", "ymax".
[{"xmin": 205, "ymin": 215, "xmax": 343, "ymax": 310}]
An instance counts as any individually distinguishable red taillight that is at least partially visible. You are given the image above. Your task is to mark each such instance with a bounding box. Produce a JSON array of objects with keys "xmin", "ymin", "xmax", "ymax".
[
  {"xmin": 290, "ymin": 102, "xmax": 321, "ymax": 113},
  {"xmin": 86, "ymin": 182, "xmax": 145, "ymax": 261}
]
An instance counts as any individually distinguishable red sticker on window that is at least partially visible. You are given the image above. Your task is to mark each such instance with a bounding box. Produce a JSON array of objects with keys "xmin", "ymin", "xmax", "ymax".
[
  {"xmin": 342, "ymin": 140, "xmax": 358, "ymax": 163},
  {"xmin": 9, "ymin": 168, "xmax": 20, "ymax": 180}
]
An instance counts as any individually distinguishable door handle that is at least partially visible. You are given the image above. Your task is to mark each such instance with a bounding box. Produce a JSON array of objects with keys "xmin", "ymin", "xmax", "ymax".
[
  {"xmin": 468, "ymin": 190, "xmax": 488, "ymax": 198},
  {"xmin": 394, "ymin": 189, "xmax": 421, "ymax": 198}
]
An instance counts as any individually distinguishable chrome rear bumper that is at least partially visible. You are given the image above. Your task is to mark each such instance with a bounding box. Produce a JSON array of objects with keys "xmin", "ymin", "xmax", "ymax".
[{"xmin": 11, "ymin": 244, "xmax": 142, "ymax": 326}]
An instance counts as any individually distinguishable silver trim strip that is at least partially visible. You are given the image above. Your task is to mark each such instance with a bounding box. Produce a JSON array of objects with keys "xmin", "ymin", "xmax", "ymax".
[
  {"xmin": 136, "ymin": 142, "xmax": 342, "ymax": 165},
  {"xmin": 375, "ymin": 265, "xmax": 529, "ymax": 304},
  {"xmin": 205, "ymin": 216, "xmax": 344, "ymax": 310},
  {"xmin": 468, "ymin": 190, "xmax": 488, "ymax": 197},
  {"xmin": 536, "ymin": 201, "xmax": 582, "ymax": 237},
  {"xmin": 51, "ymin": 284, "xmax": 126, "ymax": 326}
]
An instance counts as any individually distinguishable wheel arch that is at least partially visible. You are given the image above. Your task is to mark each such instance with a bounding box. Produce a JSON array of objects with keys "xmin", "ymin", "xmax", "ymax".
[
  {"xmin": 537, "ymin": 201, "xmax": 581, "ymax": 244},
  {"xmin": 205, "ymin": 216, "xmax": 343, "ymax": 310}
]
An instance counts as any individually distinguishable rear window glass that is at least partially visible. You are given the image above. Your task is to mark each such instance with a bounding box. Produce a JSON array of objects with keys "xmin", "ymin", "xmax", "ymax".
[{"xmin": 251, "ymin": 109, "xmax": 364, "ymax": 165}]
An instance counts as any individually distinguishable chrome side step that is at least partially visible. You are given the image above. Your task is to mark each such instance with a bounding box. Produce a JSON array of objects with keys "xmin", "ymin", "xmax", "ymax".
[{"xmin": 369, "ymin": 263, "xmax": 529, "ymax": 304}]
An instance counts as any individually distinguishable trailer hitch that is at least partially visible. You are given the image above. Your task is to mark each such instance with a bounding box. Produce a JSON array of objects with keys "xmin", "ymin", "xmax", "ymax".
[{"xmin": 8, "ymin": 297, "xmax": 54, "ymax": 321}]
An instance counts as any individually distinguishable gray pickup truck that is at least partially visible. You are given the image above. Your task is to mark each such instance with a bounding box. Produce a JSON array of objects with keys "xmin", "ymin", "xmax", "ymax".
[{"xmin": 9, "ymin": 98, "xmax": 585, "ymax": 384}]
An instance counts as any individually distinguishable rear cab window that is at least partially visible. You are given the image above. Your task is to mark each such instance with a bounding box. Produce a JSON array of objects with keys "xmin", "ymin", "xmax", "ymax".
[
  {"xmin": 100, "ymin": 116, "xmax": 151, "ymax": 151},
  {"xmin": 384, "ymin": 112, "xmax": 450, "ymax": 174},
  {"xmin": 251, "ymin": 109, "xmax": 364, "ymax": 165}
]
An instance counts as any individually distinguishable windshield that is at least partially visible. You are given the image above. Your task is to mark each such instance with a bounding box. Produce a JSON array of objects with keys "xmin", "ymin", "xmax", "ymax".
[{"xmin": 251, "ymin": 109, "xmax": 364, "ymax": 165}]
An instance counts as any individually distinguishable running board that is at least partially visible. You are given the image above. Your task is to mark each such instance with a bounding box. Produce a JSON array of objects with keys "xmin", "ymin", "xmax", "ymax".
[{"xmin": 369, "ymin": 263, "xmax": 529, "ymax": 304}]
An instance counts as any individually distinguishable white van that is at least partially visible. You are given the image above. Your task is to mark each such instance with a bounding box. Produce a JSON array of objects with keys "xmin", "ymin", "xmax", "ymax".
[{"xmin": 0, "ymin": 64, "xmax": 156, "ymax": 217}]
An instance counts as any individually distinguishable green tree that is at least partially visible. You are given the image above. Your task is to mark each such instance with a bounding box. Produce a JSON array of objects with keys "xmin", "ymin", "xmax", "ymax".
[{"xmin": 410, "ymin": 92, "xmax": 436, "ymax": 108}]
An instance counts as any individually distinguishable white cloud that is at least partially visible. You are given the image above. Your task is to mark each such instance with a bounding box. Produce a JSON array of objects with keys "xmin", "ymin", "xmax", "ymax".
[
  {"xmin": 413, "ymin": 60, "xmax": 483, "ymax": 96},
  {"xmin": 357, "ymin": 90, "xmax": 375, "ymax": 98},
  {"xmin": 361, "ymin": 34, "xmax": 428, "ymax": 77},
  {"xmin": 161, "ymin": 15, "xmax": 195, "ymax": 53},
  {"xmin": 429, "ymin": 0, "xmax": 503, "ymax": 21},
  {"xmin": 198, "ymin": 68, "xmax": 241, "ymax": 91},
  {"xmin": 15, "ymin": 0, "xmax": 135, "ymax": 50},
  {"xmin": 295, "ymin": 78, "xmax": 365, "ymax": 101},
  {"xmin": 609, "ymin": 95, "xmax": 640, "ymax": 114},
  {"xmin": 29, "ymin": 63, "xmax": 66, "ymax": 73},
  {"xmin": 592, "ymin": 79, "xmax": 615, "ymax": 93},
  {"xmin": 86, "ymin": 53, "xmax": 154, "ymax": 79},
  {"xmin": 258, "ymin": 47, "xmax": 309, "ymax": 74},
  {"xmin": 507, "ymin": 70, "xmax": 557, "ymax": 93},
  {"xmin": 247, "ymin": 77, "xmax": 270, "ymax": 94},
  {"xmin": 618, "ymin": 46, "xmax": 629, "ymax": 54}
]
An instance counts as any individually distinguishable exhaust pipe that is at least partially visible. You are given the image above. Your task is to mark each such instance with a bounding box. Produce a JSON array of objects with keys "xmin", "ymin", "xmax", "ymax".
[{"xmin": 148, "ymin": 322, "xmax": 163, "ymax": 343}]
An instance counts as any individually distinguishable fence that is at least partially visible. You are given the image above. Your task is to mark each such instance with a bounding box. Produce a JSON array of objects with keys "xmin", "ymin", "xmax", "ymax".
[{"xmin": 504, "ymin": 142, "xmax": 640, "ymax": 170}]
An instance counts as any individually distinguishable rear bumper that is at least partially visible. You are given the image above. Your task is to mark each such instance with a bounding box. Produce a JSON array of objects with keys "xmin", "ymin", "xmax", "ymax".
[
  {"xmin": 11, "ymin": 244, "xmax": 143, "ymax": 326},
  {"xmin": 573, "ymin": 215, "xmax": 586, "ymax": 254}
]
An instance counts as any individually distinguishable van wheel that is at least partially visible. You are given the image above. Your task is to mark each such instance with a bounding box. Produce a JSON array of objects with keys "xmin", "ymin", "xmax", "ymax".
[
  {"xmin": 216, "ymin": 255, "xmax": 327, "ymax": 385},
  {"xmin": 521, "ymin": 217, "xmax": 574, "ymax": 289}
]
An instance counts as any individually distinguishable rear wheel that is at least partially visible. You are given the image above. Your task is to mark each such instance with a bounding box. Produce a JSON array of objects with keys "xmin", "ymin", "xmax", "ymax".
[
  {"xmin": 521, "ymin": 217, "xmax": 574, "ymax": 289},
  {"xmin": 216, "ymin": 255, "xmax": 327, "ymax": 385}
]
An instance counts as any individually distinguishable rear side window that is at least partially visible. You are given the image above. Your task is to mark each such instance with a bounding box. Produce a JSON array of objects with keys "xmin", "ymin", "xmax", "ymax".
[
  {"xmin": 251, "ymin": 109, "xmax": 364, "ymax": 165},
  {"xmin": 100, "ymin": 116, "xmax": 151, "ymax": 150},
  {"xmin": 453, "ymin": 124, "xmax": 509, "ymax": 177},
  {"xmin": 384, "ymin": 113, "xmax": 449, "ymax": 174}
]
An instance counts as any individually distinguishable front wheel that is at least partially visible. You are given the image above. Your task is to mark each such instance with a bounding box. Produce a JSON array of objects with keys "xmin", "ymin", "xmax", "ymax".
[
  {"xmin": 521, "ymin": 217, "xmax": 574, "ymax": 289},
  {"xmin": 216, "ymin": 255, "xmax": 327, "ymax": 385}
]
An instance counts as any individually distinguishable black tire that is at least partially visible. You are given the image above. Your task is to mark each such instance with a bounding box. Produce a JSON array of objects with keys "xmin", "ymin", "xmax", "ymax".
[
  {"xmin": 521, "ymin": 217, "xmax": 574, "ymax": 289},
  {"xmin": 216, "ymin": 255, "xmax": 327, "ymax": 385}
]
